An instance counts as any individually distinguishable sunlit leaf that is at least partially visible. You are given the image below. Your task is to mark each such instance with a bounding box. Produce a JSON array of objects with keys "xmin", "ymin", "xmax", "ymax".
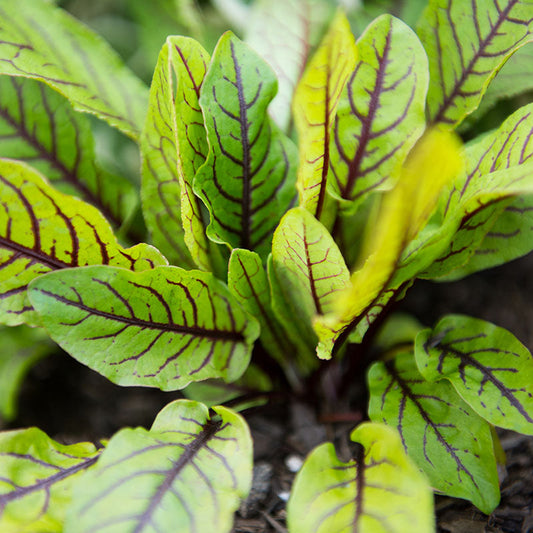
[
  {"xmin": 0, "ymin": 159, "xmax": 166, "ymax": 326},
  {"xmin": 293, "ymin": 10, "xmax": 357, "ymax": 220},
  {"xmin": 194, "ymin": 32, "xmax": 298, "ymax": 259},
  {"xmin": 416, "ymin": 314, "xmax": 533, "ymax": 435},
  {"xmin": 314, "ymin": 129, "xmax": 462, "ymax": 359},
  {"xmin": 0, "ymin": 0, "xmax": 149, "ymax": 139},
  {"xmin": 0, "ymin": 427, "xmax": 100, "ymax": 532},
  {"xmin": 368, "ymin": 350, "xmax": 499, "ymax": 513},
  {"xmin": 28, "ymin": 265, "xmax": 259, "ymax": 390},
  {"xmin": 328, "ymin": 14, "xmax": 428, "ymax": 213},
  {"xmin": 245, "ymin": 0, "xmax": 333, "ymax": 131},
  {"xmin": 65, "ymin": 400, "xmax": 252, "ymax": 533},
  {"xmin": 287, "ymin": 423, "xmax": 434, "ymax": 533},
  {"xmin": 272, "ymin": 207, "xmax": 350, "ymax": 349},
  {"xmin": 419, "ymin": 0, "xmax": 533, "ymax": 129},
  {"xmin": 0, "ymin": 76, "xmax": 136, "ymax": 227},
  {"xmin": 141, "ymin": 36, "xmax": 211, "ymax": 270},
  {"xmin": 0, "ymin": 325, "xmax": 53, "ymax": 421}
]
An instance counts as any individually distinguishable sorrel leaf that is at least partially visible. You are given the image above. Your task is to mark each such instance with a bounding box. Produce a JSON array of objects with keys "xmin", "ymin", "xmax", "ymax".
[
  {"xmin": 141, "ymin": 36, "xmax": 211, "ymax": 270},
  {"xmin": 0, "ymin": 159, "xmax": 166, "ymax": 326},
  {"xmin": 0, "ymin": 0, "xmax": 149, "ymax": 139},
  {"xmin": 328, "ymin": 14, "xmax": 428, "ymax": 213},
  {"xmin": 0, "ymin": 325, "xmax": 53, "ymax": 421},
  {"xmin": 271, "ymin": 207, "xmax": 350, "ymax": 352},
  {"xmin": 28, "ymin": 265, "xmax": 259, "ymax": 390},
  {"xmin": 287, "ymin": 423, "xmax": 434, "ymax": 533},
  {"xmin": 64, "ymin": 400, "xmax": 252, "ymax": 533},
  {"xmin": 0, "ymin": 76, "xmax": 136, "ymax": 227},
  {"xmin": 314, "ymin": 129, "xmax": 462, "ymax": 359},
  {"xmin": 415, "ymin": 314, "xmax": 533, "ymax": 435},
  {"xmin": 368, "ymin": 351, "xmax": 499, "ymax": 513},
  {"xmin": 228, "ymin": 249, "xmax": 302, "ymax": 381},
  {"xmin": 194, "ymin": 32, "xmax": 298, "ymax": 259},
  {"xmin": 0, "ymin": 427, "xmax": 99, "ymax": 532},
  {"xmin": 419, "ymin": 0, "xmax": 533, "ymax": 129},
  {"xmin": 293, "ymin": 10, "xmax": 357, "ymax": 220},
  {"xmin": 245, "ymin": 0, "xmax": 331, "ymax": 131}
]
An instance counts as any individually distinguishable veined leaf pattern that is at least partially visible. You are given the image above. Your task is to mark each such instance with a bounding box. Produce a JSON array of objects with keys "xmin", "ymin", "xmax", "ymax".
[
  {"xmin": 368, "ymin": 350, "xmax": 499, "ymax": 513},
  {"xmin": 0, "ymin": 427, "xmax": 100, "ymax": 532},
  {"xmin": 141, "ymin": 36, "xmax": 211, "ymax": 270},
  {"xmin": 271, "ymin": 207, "xmax": 349, "ymax": 358},
  {"xmin": 416, "ymin": 314, "xmax": 533, "ymax": 435},
  {"xmin": 328, "ymin": 15, "xmax": 428, "ymax": 212},
  {"xmin": 0, "ymin": 159, "xmax": 166, "ymax": 326},
  {"xmin": 293, "ymin": 10, "xmax": 357, "ymax": 220},
  {"xmin": 437, "ymin": 104, "xmax": 533, "ymax": 277},
  {"xmin": 245, "ymin": 0, "xmax": 332, "ymax": 131},
  {"xmin": 419, "ymin": 0, "xmax": 533, "ymax": 128},
  {"xmin": 0, "ymin": 325, "xmax": 53, "ymax": 421},
  {"xmin": 0, "ymin": 76, "xmax": 136, "ymax": 227},
  {"xmin": 65, "ymin": 400, "xmax": 252, "ymax": 533},
  {"xmin": 315, "ymin": 129, "xmax": 462, "ymax": 359},
  {"xmin": 228, "ymin": 249, "xmax": 304, "ymax": 381},
  {"xmin": 0, "ymin": 0, "xmax": 148, "ymax": 139},
  {"xmin": 194, "ymin": 32, "xmax": 298, "ymax": 259},
  {"xmin": 287, "ymin": 423, "xmax": 434, "ymax": 533},
  {"xmin": 28, "ymin": 265, "xmax": 259, "ymax": 390}
]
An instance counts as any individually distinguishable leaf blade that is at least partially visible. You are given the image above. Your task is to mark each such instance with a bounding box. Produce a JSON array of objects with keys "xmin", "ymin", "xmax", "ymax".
[{"xmin": 28, "ymin": 265, "xmax": 259, "ymax": 390}]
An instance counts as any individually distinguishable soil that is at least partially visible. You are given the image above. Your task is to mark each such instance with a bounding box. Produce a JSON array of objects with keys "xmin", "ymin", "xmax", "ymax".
[{"xmin": 4, "ymin": 254, "xmax": 533, "ymax": 532}]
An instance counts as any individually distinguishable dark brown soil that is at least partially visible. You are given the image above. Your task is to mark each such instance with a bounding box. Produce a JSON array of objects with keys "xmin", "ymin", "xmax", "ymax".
[{"xmin": 4, "ymin": 254, "xmax": 533, "ymax": 532}]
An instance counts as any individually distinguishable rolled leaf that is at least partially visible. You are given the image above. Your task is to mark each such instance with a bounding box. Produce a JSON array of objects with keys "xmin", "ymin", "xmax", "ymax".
[
  {"xmin": 416, "ymin": 314, "xmax": 533, "ymax": 435},
  {"xmin": 0, "ymin": 325, "xmax": 53, "ymax": 421},
  {"xmin": 419, "ymin": 0, "xmax": 533, "ymax": 129},
  {"xmin": 314, "ymin": 129, "xmax": 462, "ymax": 359},
  {"xmin": 194, "ymin": 32, "xmax": 298, "ymax": 259},
  {"xmin": 28, "ymin": 265, "xmax": 259, "ymax": 390},
  {"xmin": 245, "ymin": 0, "xmax": 332, "ymax": 131},
  {"xmin": 293, "ymin": 10, "xmax": 357, "ymax": 220},
  {"xmin": 271, "ymin": 207, "xmax": 350, "ymax": 349},
  {"xmin": 368, "ymin": 351, "xmax": 499, "ymax": 514},
  {"xmin": 287, "ymin": 423, "xmax": 434, "ymax": 533},
  {"xmin": 228, "ymin": 249, "xmax": 303, "ymax": 380},
  {"xmin": 0, "ymin": 0, "xmax": 149, "ymax": 139},
  {"xmin": 65, "ymin": 400, "xmax": 252, "ymax": 533},
  {"xmin": 0, "ymin": 427, "xmax": 100, "ymax": 532},
  {"xmin": 0, "ymin": 76, "xmax": 136, "ymax": 227},
  {"xmin": 141, "ymin": 36, "xmax": 211, "ymax": 270},
  {"xmin": 0, "ymin": 159, "xmax": 166, "ymax": 326},
  {"xmin": 328, "ymin": 15, "xmax": 428, "ymax": 213}
]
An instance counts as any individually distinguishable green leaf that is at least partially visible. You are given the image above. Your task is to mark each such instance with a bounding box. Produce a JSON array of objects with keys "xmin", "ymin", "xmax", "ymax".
[
  {"xmin": 293, "ymin": 10, "xmax": 357, "ymax": 221},
  {"xmin": 432, "ymin": 104, "xmax": 533, "ymax": 278},
  {"xmin": 65, "ymin": 400, "xmax": 252, "ymax": 533},
  {"xmin": 0, "ymin": 76, "xmax": 136, "ymax": 227},
  {"xmin": 419, "ymin": 0, "xmax": 533, "ymax": 129},
  {"xmin": 466, "ymin": 43, "xmax": 533, "ymax": 124},
  {"xmin": 28, "ymin": 265, "xmax": 259, "ymax": 390},
  {"xmin": 0, "ymin": 325, "xmax": 53, "ymax": 421},
  {"xmin": 0, "ymin": 427, "xmax": 100, "ymax": 532},
  {"xmin": 0, "ymin": 159, "xmax": 166, "ymax": 326},
  {"xmin": 0, "ymin": 0, "xmax": 149, "ymax": 139},
  {"xmin": 228, "ymin": 248, "xmax": 304, "ymax": 382},
  {"xmin": 415, "ymin": 314, "xmax": 533, "ymax": 435},
  {"xmin": 141, "ymin": 36, "xmax": 211, "ymax": 270},
  {"xmin": 245, "ymin": 0, "xmax": 333, "ymax": 131},
  {"xmin": 287, "ymin": 422, "xmax": 434, "ymax": 533},
  {"xmin": 271, "ymin": 207, "xmax": 350, "ymax": 347},
  {"xmin": 328, "ymin": 14, "xmax": 428, "ymax": 213},
  {"xmin": 368, "ymin": 351, "xmax": 499, "ymax": 513},
  {"xmin": 194, "ymin": 32, "xmax": 298, "ymax": 259}
]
